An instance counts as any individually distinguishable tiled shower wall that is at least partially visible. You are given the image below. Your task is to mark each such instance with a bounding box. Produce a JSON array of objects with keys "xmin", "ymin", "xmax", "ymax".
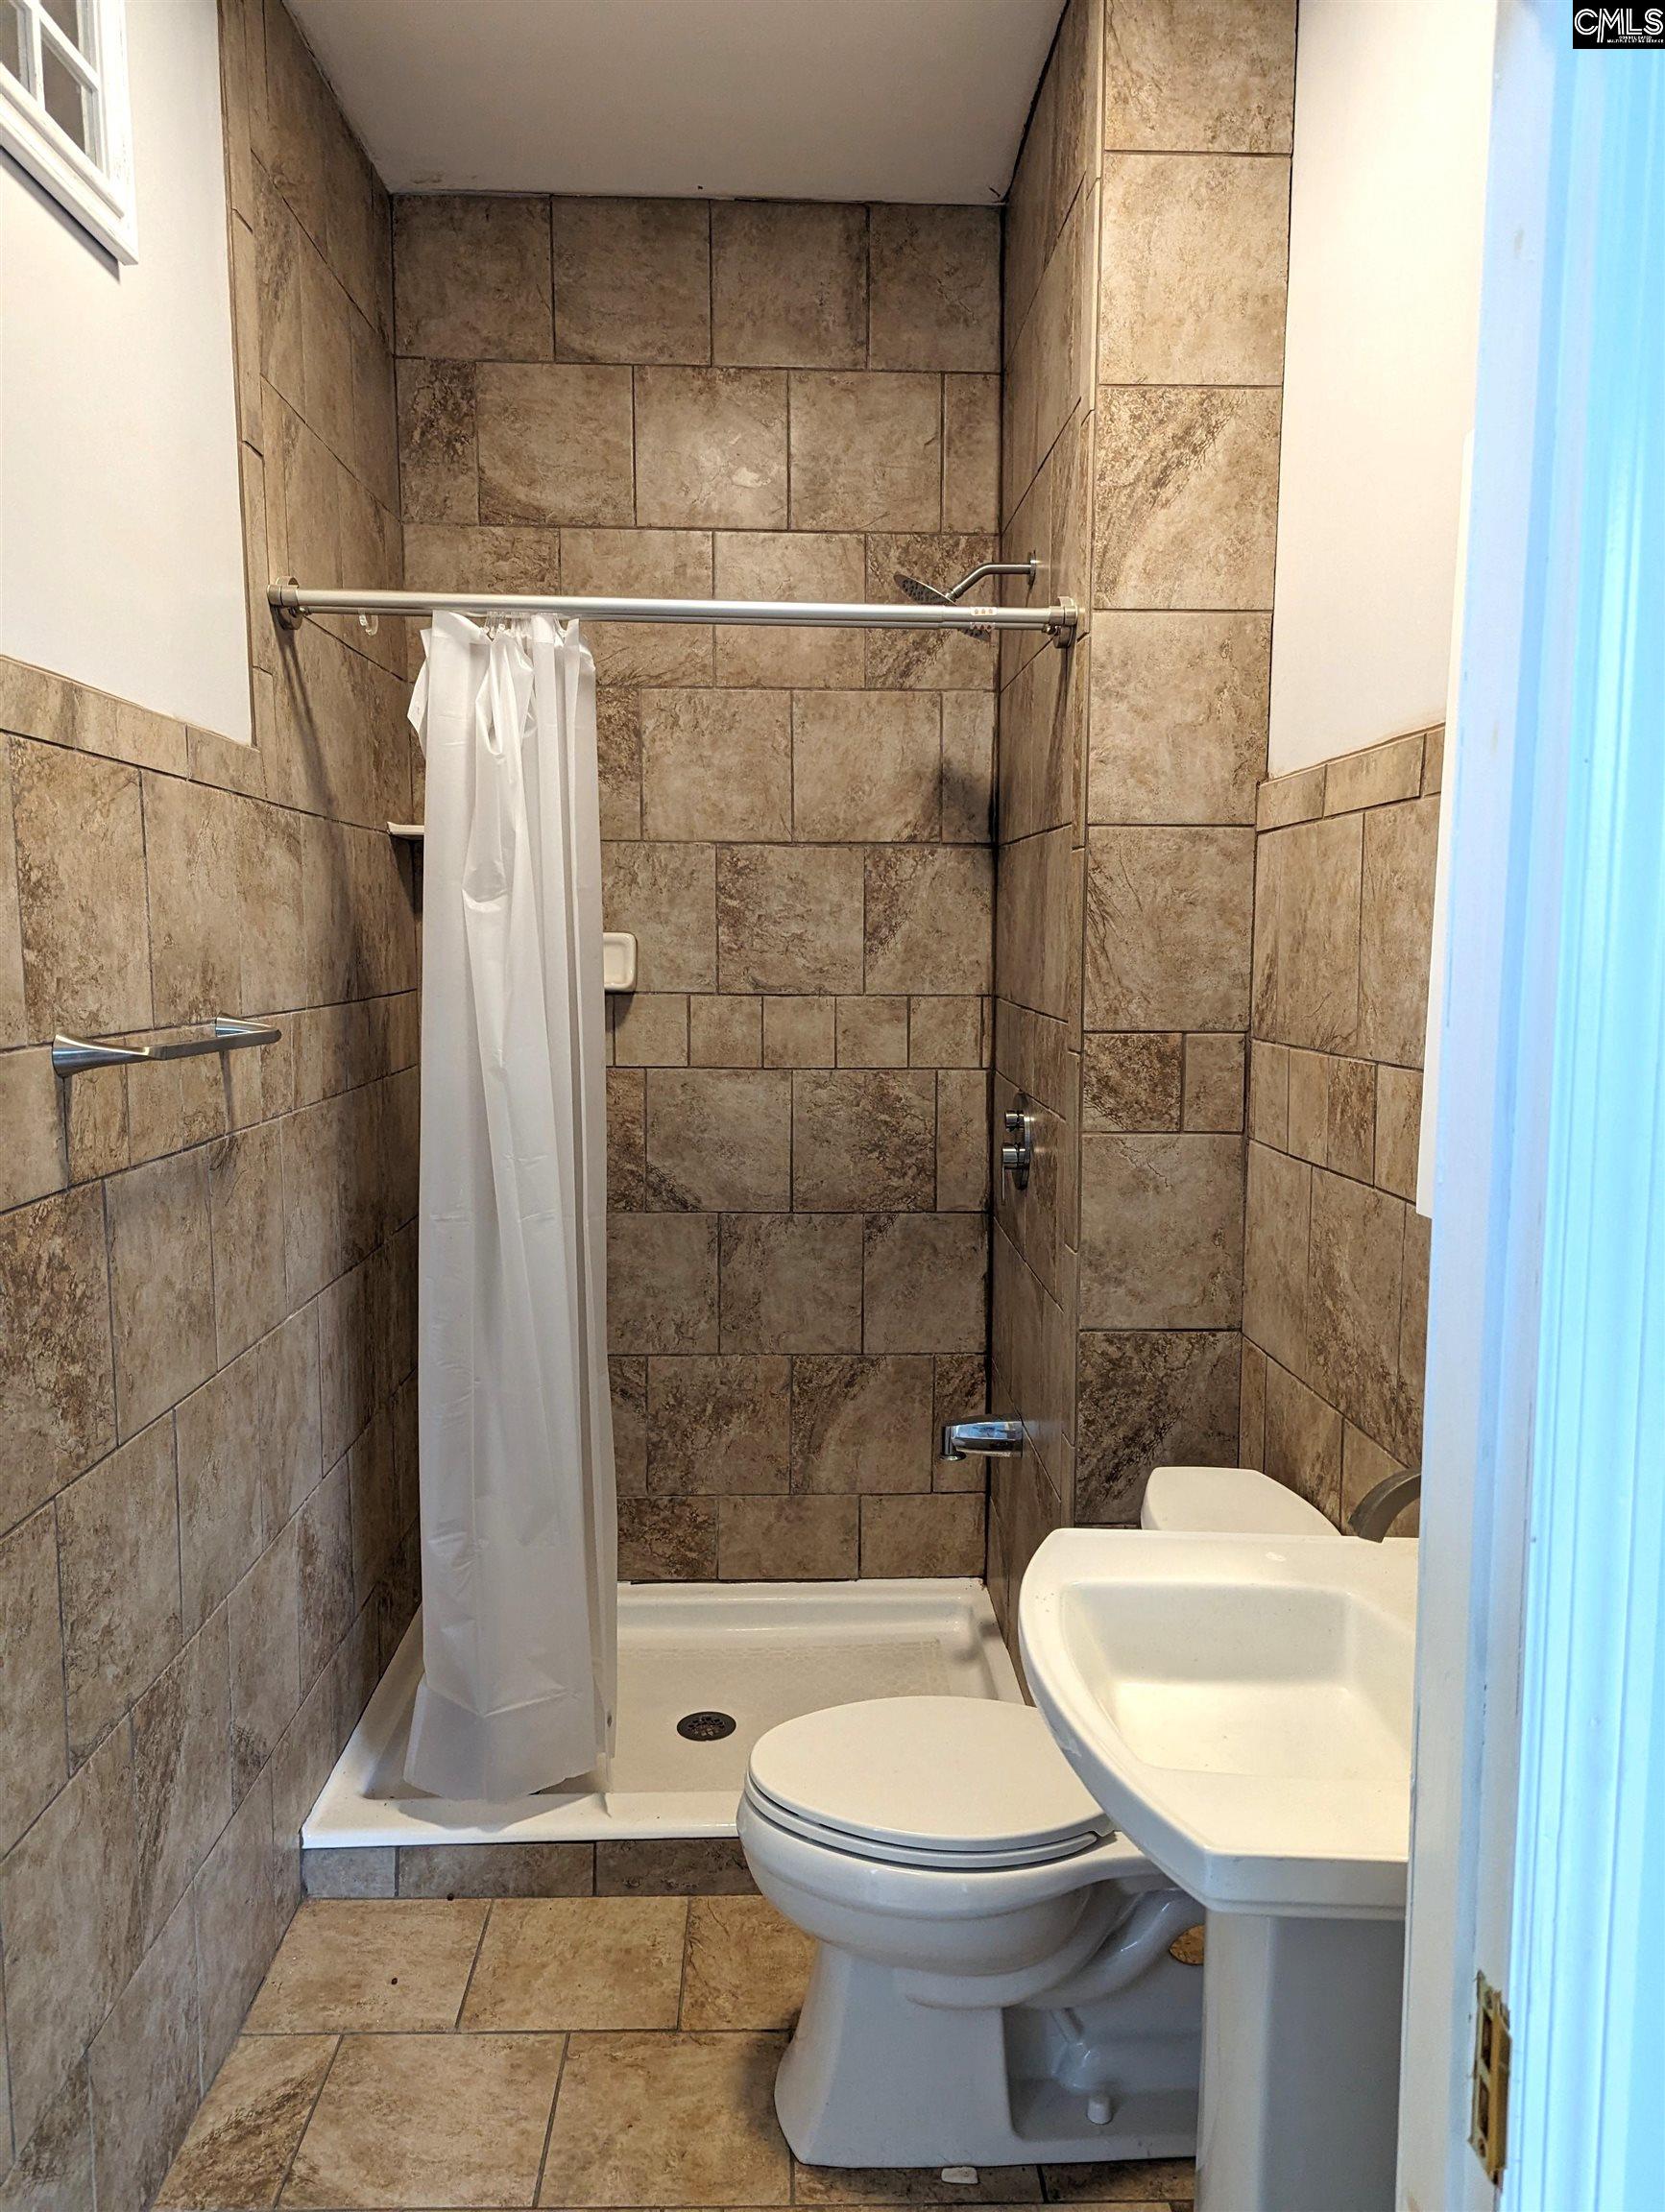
[
  {"xmin": 1242, "ymin": 732, "xmax": 1440, "ymax": 1526},
  {"xmin": 0, "ymin": 1, "xmax": 418, "ymax": 2200},
  {"xmin": 391, "ymin": 194, "xmax": 1002, "ymax": 1582},
  {"xmin": 989, "ymin": 0, "xmax": 1297, "ymax": 1639}
]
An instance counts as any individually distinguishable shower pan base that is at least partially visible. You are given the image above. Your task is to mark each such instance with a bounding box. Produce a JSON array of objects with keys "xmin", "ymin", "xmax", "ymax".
[{"xmin": 303, "ymin": 1578, "xmax": 1022, "ymax": 1858}]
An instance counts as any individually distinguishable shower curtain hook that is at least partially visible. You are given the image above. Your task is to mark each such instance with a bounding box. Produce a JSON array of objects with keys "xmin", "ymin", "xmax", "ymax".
[{"xmin": 357, "ymin": 610, "xmax": 380, "ymax": 637}]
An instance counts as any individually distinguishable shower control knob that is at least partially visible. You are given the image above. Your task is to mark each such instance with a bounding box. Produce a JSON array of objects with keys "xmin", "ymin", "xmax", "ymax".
[{"xmin": 1001, "ymin": 1108, "xmax": 1036, "ymax": 1190}]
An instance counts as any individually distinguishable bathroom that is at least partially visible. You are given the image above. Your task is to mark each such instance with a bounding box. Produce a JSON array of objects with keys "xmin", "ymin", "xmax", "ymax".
[{"xmin": 1, "ymin": 0, "xmax": 1659, "ymax": 2206}]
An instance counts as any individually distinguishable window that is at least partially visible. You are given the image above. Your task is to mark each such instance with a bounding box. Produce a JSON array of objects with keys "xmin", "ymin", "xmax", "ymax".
[{"xmin": 0, "ymin": 0, "xmax": 135, "ymax": 261}]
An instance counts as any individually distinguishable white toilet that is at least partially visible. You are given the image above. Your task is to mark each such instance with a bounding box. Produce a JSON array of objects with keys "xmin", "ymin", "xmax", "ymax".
[{"xmin": 737, "ymin": 1465, "xmax": 1334, "ymax": 2173}]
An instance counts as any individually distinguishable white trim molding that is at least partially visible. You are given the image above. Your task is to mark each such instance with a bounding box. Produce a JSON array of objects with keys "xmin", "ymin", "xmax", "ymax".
[{"xmin": 0, "ymin": 0, "xmax": 137, "ymax": 261}]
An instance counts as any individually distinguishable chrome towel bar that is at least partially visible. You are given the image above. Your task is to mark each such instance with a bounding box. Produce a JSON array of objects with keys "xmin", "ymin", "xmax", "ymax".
[{"xmin": 52, "ymin": 1016, "xmax": 283, "ymax": 1077}]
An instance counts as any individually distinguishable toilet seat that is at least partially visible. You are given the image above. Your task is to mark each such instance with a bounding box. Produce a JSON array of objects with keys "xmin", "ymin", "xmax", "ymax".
[{"xmin": 744, "ymin": 1696, "xmax": 1112, "ymax": 1873}]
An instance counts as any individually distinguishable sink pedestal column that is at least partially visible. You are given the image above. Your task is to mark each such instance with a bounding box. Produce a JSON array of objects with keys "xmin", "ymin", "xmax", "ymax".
[{"xmin": 1197, "ymin": 1911, "xmax": 1404, "ymax": 2212}]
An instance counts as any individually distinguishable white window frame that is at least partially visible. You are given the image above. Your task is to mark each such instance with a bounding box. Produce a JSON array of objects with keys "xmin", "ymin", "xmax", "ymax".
[{"xmin": 0, "ymin": 0, "xmax": 137, "ymax": 262}]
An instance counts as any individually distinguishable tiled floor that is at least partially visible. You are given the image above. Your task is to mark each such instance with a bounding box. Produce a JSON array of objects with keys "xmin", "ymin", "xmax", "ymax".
[{"xmin": 157, "ymin": 1895, "xmax": 1197, "ymax": 2210}]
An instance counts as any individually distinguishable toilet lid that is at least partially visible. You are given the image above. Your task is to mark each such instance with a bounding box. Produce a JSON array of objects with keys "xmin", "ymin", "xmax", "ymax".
[{"xmin": 745, "ymin": 1696, "xmax": 1110, "ymax": 1867}]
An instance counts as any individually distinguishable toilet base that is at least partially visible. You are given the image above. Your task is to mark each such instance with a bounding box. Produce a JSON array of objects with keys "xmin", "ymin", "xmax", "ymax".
[{"xmin": 775, "ymin": 1940, "xmax": 1201, "ymax": 2171}]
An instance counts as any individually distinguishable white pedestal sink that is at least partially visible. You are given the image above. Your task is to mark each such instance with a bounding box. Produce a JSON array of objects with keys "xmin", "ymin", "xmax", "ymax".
[{"xmin": 1019, "ymin": 1529, "xmax": 1416, "ymax": 2212}]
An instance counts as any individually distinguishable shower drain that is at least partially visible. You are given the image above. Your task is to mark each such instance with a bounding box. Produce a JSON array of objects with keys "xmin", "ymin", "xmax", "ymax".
[{"xmin": 676, "ymin": 1710, "xmax": 737, "ymax": 1742}]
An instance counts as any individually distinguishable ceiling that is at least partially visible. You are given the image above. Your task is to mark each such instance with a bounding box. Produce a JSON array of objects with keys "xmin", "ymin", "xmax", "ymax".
[{"xmin": 288, "ymin": 0, "xmax": 1064, "ymax": 204}]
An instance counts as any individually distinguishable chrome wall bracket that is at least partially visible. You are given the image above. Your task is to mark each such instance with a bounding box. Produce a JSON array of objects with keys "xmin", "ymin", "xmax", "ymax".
[
  {"xmin": 1001, "ymin": 1107, "xmax": 1036, "ymax": 1190},
  {"xmin": 52, "ymin": 1016, "xmax": 282, "ymax": 1077}
]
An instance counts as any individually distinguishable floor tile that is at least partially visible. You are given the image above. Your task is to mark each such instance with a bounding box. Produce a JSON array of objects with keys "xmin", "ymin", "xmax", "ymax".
[
  {"xmin": 281, "ymin": 2032, "xmax": 563, "ymax": 2208},
  {"xmin": 155, "ymin": 2034, "xmax": 336, "ymax": 2209},
  {"xmin": 245, "ymin": 1899, "xmax": 489, "ymax": 2033},
  {"xmin": 795, "ymin": 2166, "xmax": 1045, "ymax": 2203},
  {"xmin": 681, "ymin": 1893, "xmax": 816, "ymax": 2030},
  {"xmin": 461, "ymin": 1895, "xmax": 688, "ymax": 2031},
  {"xmin": 538, "ymin": 2030, "xmax": 789, "ymax": 2206},
  {"xmin": 1042, "ymin": 2161, "xmax": 1197, "ymax": 2202}
]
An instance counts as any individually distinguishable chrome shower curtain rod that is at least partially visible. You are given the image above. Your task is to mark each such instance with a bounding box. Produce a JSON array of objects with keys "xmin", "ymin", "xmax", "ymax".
[{"xmin": 268, "ymin": 565, "xmax": 1078, "ymax": 645}]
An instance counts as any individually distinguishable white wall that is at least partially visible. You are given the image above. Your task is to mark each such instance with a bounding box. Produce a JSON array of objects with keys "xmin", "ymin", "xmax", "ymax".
[
  {"xmin": 0, "ymin": 0, "xmax": 251, "ymax": 739},
  {"xmin": 1267, "ymin": 0, "xmax": 1495, "ymax": 776}
]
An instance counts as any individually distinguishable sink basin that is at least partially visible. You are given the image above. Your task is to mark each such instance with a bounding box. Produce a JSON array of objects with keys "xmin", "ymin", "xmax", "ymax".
[{"xmin": 1019, "ymin": 1529, "xmax": 1416, "ymax": 1918}]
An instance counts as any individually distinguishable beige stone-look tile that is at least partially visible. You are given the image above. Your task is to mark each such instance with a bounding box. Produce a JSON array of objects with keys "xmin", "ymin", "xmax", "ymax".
[
  {"xmin": 1342, "ymin": 1421, "xmax": 1409, "ymax": 1533},
  {"xmin": 1042, "ymin": 2152, "xmax": 1194, "ymax": 2199},
  {"xmin": 938, "ymin": 1066, "xmax": 992, "ymax": 1211},
  {"xmin": 0, "ymin": 1723, "xmax": 138, "ymax": 2151},
  {"xmin": 177, "ymin": 1322, "xmax": 317, "ymax": 1635},
  {"xmin": 942, "ymin": 689, "xmax": 996, "ymax": 840},
  {"xmin": 1256, "ymin": 762, "xmax": 1326, "ymax": 830},
  {"xmin": 12, "ymin": 737, "xmax": 152, "ymax": 1038},
  {"xmin": 155, "ymin": 2032, "xmax": 336, "ymax": 2211},
  {"xmin": 611, "ymin": 1356, "xmax": 648, "ymax": 1497},
  {"xmin": 869, "ymin": 204, "xmax": 1001, "ymax": 372},
  {"xmin": 1375, "ymin": 1063, "xmax": 1422, "ymax": 1201},
  {"xmin": 717, "ymin": 844, "xmax": 865, "ymax": 993},
  {"xmin": 793, "ymin": 690, "xmax": 941, "ymax": 841},
  {"xmin": 106, "ymin": 1147, "xmax": 216, "ymax": 1439},
  {"xmin": 594, "ymin": 1837, "xmax": 755, "ymax": 1897},
  {"xmin": 719, "ymin": 1214, "xmax": 863, "ymax": 1355},
  {"xmin": 790, "ymin": 372, "xmax": 943, "ymax": 531},
  {"xmin": 863, "ymin": 1211, "xmax": 987, "ymax": 1353},
  {"xmin": 603, "ymin": 841, "xmax": 716, "ymax": 991},
  {"xmin": 598, "ymin": 687, "xmax": 643, "ymax": 836},
  {"xmin": 1239, "ymin": 1335, "xmax": 1268, "ymax": 1468},
  {"xmin": 0, "ymin": 2061, "xmax": 95, "ymax": 2209},
  {"xmin": 1325, "ymin": 733, "xmax": 1425, "ymax": 815},
  {"xmin": 0, "ymin": 1047, "xmax": 64, "ymax": 1212},
  {"xmin": 564, "ymin": 528, "xmax": 715, "ymax": 686},
  {"xmin": 397, "ymin": 1841, "xmax": 596, "ymax": 1897},
  {"xmin": 689, "ymin": 992, "xmax": 762, "ymax": 1068},
  {"xmin": 475, "ymin": 361, "xmax": 634, "ymax": 525},
  {"xmin": 133, "ymin": 1609, "xmax": 232, "ymax": 1945},
  {"xmin": 712, "ymin": 531, "xmax": 867, "ymax": 688},
  {"xmin": 0, "ymin": 734, "xmax": 28, "ymax": 1046},
  {"xmin": 395, "ymin": 357, "xmax": 476, "ymax": 524},
  {"xmin": 607, "ymin": 1068, "xmax": 646, "ymax": 1208},
  {"xmin": 1082, "ymin": 1032, "xmax": 1183, "ymax": 1130},
  {"xmin": 247, "ymin": 1899, "xmax": 488, "ymax": 2033},
  {"xmin": 1094, "ymin": 387, "xmax": 1282, "ymax": 612},
  {"xmin": 57, "ymin": 1417, "xmax": 180, "ymax": 1759},
  {"xmin": 1182, "ymin": 1032, "xmax": 1245, "ymax": 1133},
  {"xmin": 836, "ymin": 995, "xmax": 910, "ymax": 1068},
  {"xmin": 1325, "ymin": 1053, "xmax": 1376, "ymax": 1182},
  {"xmin": 636, "ymin": 368, "xmax": 789, "ymax": 528},
  {"xmin": 229, "ymin": 1518, "xmax": 302, "ymax": 1791},
  {"xmin": 1356, "ymin": 796, "xmax": 1439, "ymax": 1066},
  {"xmin": 717, "ymin": 1494, "xmax": 858, "ymax": 1579},
  {"xmin": 1242, "ymin": 1139, "xmax": 1311, "ymax": 1380},
  {"xmin": 87, "ymin": 1893, "xmax": 201, "ymax": 2212},
  {"xmin": 402, "ymin": 517, "xmax": 561, "ymax": 598},
  {"xmin": 608, "ymin": 1213, "xmax": 720, "ymax": 1354},
  {"xmin": 683, "ymin": 1895, "xmax": 815, "ymax": 2031},
  {"xmin": 646, "ymin": 1355, "xmax": 791, "ymax": 1495},
  {"xmin": 910, "ymin": 995, "xmax": 985, "ymax": 1070},
  {"xmin": 712, "ymin": 202, "xmax": 866, "ymax": 369},
  {"xmin": 393, "ymin": 193, "xmax": 552, "ymax": 360},
  {"xmin": 286, "ymin": 2031, "xmax": 563, "ymax": 2209},
  {"xmin": 1099, "ymin": 154, "xmax": 1290, "ymax": 385},
  {"xmin": 762, "ymin": 994, "xmax": 836, "ymax": 1069},
  {"xmin": 1087, "ymin": 613, "xmax": 1268, "ymax": 826},
  {"xmin": 645, "ymin": 1067, "xmax": 792, "ymax": 1211},
  {"xmin": 0, "ymin": 1505, "xmax": 65, "ymax": 1858},
  {"xmin": 866, "ymin": 847, "xmax": 993, "ymax": 996},
  {"xmin": 614, "ymin": 991, "xmax": 689, "ymax": 1069},
  {"xmin": 641, "ymin": 688, "xmax": 792, "ymax": 840},
  {"xmin": 1263, "ymin": 1357, "xmax": 1342, "ymax": 1521},
  {"xmin": 463, "ymin": 1896, "xmax": 686, "ymax": 2031},
  {"xmin": 1083, "ymin": 827, "xmax": 1254, "ymax": 1030},
  {"xmin": 792, "ymin": 1069, "xmax": 936, "ymax": 1212},
  {"xmin": 943, "ymin": 373, "xmax": 1001, "ymax": 534},
  {"xmin": 1075, "ymin": 1330, "xmax": 1241, "ymax": 1525},
  {"xmin": 860, "ymin": 1492, "xmax": 986, "ymax": 1575},
  {"xmin": 555, "ymin": 196, "xmax": 711, "ymax": 365},
  {"xmin": 540, "ymin": 2030, "xmax": 789, "ymax": 2206},
  {"xmin": 1247, "ymin": 1037, "xmax": 1290, "ymax": 1149},
  {"xmin": 1251, "ymin": 813, "xmax": 1363, "ymax": 1052},
  {"xmin": 1309, "ymin": 1167, "xmax": 1413, "ymax": 1460},
  {"xmin": 790, "ymin": 1355, "xmax": 934, "ymax": 1493},
  {"xmin": 1102, "ymin": 0, "xmax": 1295, "ymax": 154},
  {"xmin": 1290, "ymin": 1041, "xmax": 1334, "ymax": 1166},
  {"xmin": 796, "ymin": 2164, "xmax": 1045, "ymax": 2203},
  {"xmin": 208, "ymin": 1119, "xmax": 288, "ymax": 1364},
  {"xmin": 1079, "ymin": 1132, "xmax": 1243, "ymax": 1329},
  {"xmin": 618, "ymin": 1497, "xmax": 717, "ymax": 1581}
]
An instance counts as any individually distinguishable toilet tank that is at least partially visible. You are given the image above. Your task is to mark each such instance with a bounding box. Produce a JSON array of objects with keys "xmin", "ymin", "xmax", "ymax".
[{"xmin": 1139, "ymin": 1464, "xmax": 1339, "ymax": 1538}]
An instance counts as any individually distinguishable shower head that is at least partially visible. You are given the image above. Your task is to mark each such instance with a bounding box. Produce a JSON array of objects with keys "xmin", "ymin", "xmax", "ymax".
[{"xmin": 892, "ymin": 569, "xmax": 994, "ymax": 642}]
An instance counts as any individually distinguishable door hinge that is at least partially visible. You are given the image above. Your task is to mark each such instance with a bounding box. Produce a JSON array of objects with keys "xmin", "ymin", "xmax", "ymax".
[{"xmin": 1469, "ymin": 1972, "xmax": 1511, "ymax": 2186}]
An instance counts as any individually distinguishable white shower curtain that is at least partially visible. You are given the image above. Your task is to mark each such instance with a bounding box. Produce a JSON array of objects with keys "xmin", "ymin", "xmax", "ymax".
[{"xmin": 403, "ymin": 612, "xmax": 616, "ymax": 1800}]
